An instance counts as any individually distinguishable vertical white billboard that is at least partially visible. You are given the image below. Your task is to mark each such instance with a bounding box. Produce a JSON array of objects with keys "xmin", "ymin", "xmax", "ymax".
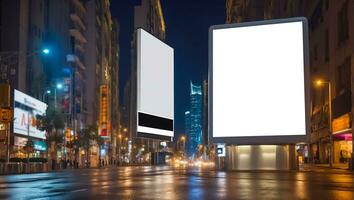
[
  {"xmin": 13, "ymin": 89, "xmax": 48, "ymax": 139},
  {"xmin": 210, "ymin": 18, "xmax": 310, "ymax": 144},
  {"xmin": 137, "ymin": 29, "xmax": 174, "ymax": 140}
]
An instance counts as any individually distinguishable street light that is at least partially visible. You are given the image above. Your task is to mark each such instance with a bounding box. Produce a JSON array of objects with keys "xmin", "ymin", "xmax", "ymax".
[
  {"xmin": 42, "ymin": 89, "xmax": 51, "ymax": 101},
  {"xmin": 54, "ymin": 83, "xmax": 63, "ymax": 109},
  {"xmin": 42, "ymin": 48, "xmax": 50, "ymax": 55},
  {"xmin": 179, "ymin": 135, "xmax": 186, "ymax": 157},
  {"xmin": 56, "ymin": 83, "xmax": 63, "ymax": 89},
  {"xmin": 118, "ymin": 134, "xmax": 122, "ymax": 165},
  {"xmin": 315, "ymin": 79, "xmax": 333, "ymax": 167}
]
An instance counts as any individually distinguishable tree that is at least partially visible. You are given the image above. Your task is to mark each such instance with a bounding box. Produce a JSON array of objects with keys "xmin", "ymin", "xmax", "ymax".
[
  {"xmin": 76, "ymin": 126, "xmax": 97, "ymax": 167},
  {"xmin": 37, "ymin": 107, "xmax": 65, "ymax": 168}
]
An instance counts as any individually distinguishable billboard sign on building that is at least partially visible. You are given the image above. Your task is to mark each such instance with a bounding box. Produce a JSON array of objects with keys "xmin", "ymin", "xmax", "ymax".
[
  {"xmin": 136, "ymin": 28, "xmax": 174, "ymax": 141},
  {"xmin": 209, "ymin": 18, "xmax": 310, "ymax": 144},
  {"xmin": 13, "ymin": 90, "xmax": 47, "ymax": 139},
  {"xmin": 99, "ymin": 85, "xmax": 109, "ymax": 137}
]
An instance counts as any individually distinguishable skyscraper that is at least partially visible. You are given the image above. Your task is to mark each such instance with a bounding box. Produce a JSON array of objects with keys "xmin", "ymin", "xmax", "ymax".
[{"xmin": 186, "ymin": 81, "xmax": 202, "ymax": 157}]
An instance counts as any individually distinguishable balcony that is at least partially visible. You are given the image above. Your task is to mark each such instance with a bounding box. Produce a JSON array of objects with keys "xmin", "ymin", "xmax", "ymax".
[
  {"xmin": 72, "ymin": 0, "xmax": 86, "ymax": 13},
  {"xmin": 70, "ymin": 28, "xmax": 87, "ymax": 44},
  {"xmin": 70, "ymin": 13, "xmax": 86, "ymax": 31}
]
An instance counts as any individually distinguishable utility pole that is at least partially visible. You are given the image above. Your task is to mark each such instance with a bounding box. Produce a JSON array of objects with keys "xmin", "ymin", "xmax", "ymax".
[{"xmin": 27, "ymin": 112, "xmax": 30, "ymax": 173}]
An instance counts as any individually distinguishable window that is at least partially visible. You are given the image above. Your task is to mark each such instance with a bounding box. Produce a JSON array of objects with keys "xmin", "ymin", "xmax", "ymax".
[
  {"xmin": 337, "ymin": 1, "xmax": 349, "ymax": 46},
  {"xmin": 336, "ymin": 57, "xmax": 351, "ymax": 95}
]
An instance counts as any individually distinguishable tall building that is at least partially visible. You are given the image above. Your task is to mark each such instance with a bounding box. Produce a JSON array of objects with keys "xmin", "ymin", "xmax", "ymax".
[
  {"xmin": 186, "ymin": 81, "xmax": 202, "ymax": 157},
  {"xmin": 306, "ymin": 0, "xmax": 353, "ymax": 165},
  {"xmin": 226, "ymin": 0, "xmax": 304, "ymax": 23},
  {"xmin": 0, "ymin": 0, "xmax": 65, "ymax": 160},
  {"xmin": 83, "ymin": 0, "xmax": 118, "ymax": 165},
  {"xmin": 225, "ymin": 0, "xmax": 353, "ymax": 167},
  {"xmin": 134, "ymin": 0, "xmax": 166, "ymax": 41},
  {"xmin": 123, "ymin": 0, "xmax": 166, "ymax": 161},
  {"xmin": 0, "ymin": 0, "xmax": 48, "ymax": 95},
  {"xmin": 110, "ymin": 19, "xmax": 120, "ymax": 162}
]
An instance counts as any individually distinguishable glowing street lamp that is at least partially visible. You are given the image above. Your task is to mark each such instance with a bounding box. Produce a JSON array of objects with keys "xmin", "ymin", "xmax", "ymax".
[
  {"xmin": 56, "ymin": 83, "xmax": 63, "ymax": 89},
  {"xmin": 315, "ymin": 80, "xmax": 323, "ymax": 86},
  {"xmin": 42, "ymin": 89, "xmax": 51, "ymax": 101},
  {"xmin": 42, "ymin": 48, "xmax": 50, "ymax": 55},
  {"xmin": 179, "ymin": 135, "xmax": 186, "ymax": 156},
  {"xmin": 54, "ymin": 83, "xmax": 63, "ymax": 109}
]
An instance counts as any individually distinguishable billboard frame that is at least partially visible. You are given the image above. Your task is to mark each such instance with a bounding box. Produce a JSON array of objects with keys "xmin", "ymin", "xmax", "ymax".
[
  {"xmin": 209, "ymin": 17, "xmax": 310, "ymax": 145},
  {"xmin": 136, "ymin": 28, "xmax": 174, "ymax": 141}
]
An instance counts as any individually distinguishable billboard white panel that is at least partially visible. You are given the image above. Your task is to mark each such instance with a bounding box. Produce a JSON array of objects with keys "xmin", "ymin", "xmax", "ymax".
[
  {"xmin": 13, "ymin": 89, "xmax": 47, "ymax": 139},
  {"xmin": 137, "ymin": 29, "xmax": 174, "ymax": 140},
  {"xmin": 210, "ymin": 18, "xmax": 309, "ymax": 144}
]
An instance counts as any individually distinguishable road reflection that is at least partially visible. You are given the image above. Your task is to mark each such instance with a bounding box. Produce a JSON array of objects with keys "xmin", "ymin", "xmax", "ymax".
[{"xmin": 0, "ymin": 166, "xmax": 353, "ymax": 199}]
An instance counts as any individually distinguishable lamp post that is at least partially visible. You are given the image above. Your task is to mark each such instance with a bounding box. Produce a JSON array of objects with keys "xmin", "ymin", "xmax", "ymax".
[
  {"xmin": 54, "ymin": 83, "xmax": 63, "ymax": 109},
  {"xmin": 180, "ymin": 135, "xmax": 186, "ymax": 157},
  {"xmin": 118, "ymin": 134, "xmax": 122, "ymax": 165},
  {"xmin": 42, "ymin": 89, "xmax": 51, "ymax": 102},
  {"xmin": 315, "ymin": 80, "xmax": 333, "ymax": 167},
  {"xmin": 42, "ymin": 83, "xmax": 62, "ymax": 108}
]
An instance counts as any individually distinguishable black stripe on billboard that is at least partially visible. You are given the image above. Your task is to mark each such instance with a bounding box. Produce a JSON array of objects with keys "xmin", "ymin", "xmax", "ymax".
[
  {"xmin": 138, "ymin": 112, "xmax": 173, "ymax": 131},
  {"xmin": 137, "ymin": 132, "xmax": 172, "ymax": 141}
]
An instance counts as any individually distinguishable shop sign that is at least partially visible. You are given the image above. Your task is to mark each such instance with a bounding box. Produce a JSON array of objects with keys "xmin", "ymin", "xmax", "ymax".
[
  {"xmin": 332, "ymin": 113, "xmax": 351, "ymax": 134},
  {"xmin": 99, "ymin": 85, "xmax": 109, "ymax": 137},
  {"xmin": 217, "ymin": 144, "xmax": 226, "ymax": 157},
  {"xmin": 34, "ymin": 140, "xmax": 47, "ymax": 151},
  {"xmin": 0, "ymin": 107, "xmax": 12, "ymax": 122}
]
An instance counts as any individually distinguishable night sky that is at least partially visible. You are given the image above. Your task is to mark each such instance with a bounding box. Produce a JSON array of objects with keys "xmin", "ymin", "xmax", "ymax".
[{"xmin": 111, "ymin": 0, "xmax": 225, "ymax": 137}]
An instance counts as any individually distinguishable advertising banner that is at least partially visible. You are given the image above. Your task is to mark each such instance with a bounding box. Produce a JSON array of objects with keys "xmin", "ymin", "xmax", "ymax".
[
  {"xmin": 13, "ymin": 90, "xmax": 47, "ymax": 139},
  {"xmin": 136, "ymin": 29, "xmax": 174, "ymax": 141},
  {"xmin": 210, "ymin": 18, "xmax": 310, "ymax": 144}
]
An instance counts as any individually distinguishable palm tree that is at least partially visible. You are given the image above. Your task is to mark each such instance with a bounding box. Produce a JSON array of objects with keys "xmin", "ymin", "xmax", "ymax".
[
  {"xmin": 94, "ymin": 132, "xmax": 104, "ymax": 166},
  {"xmin": 37, "ymin": 107, "xmax": 64, "ymax": 169}
]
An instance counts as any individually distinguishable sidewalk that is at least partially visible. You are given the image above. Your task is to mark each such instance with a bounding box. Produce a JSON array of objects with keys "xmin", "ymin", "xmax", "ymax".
[{"xmin": 300, "ymin": 163, "xmax": 353, "ymax": 173}]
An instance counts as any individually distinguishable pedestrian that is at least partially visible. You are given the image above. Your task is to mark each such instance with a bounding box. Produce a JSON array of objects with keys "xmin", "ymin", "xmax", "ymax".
[{"xmin": 340, "ymin": 150, "xmax": 345, "ymax": 163}]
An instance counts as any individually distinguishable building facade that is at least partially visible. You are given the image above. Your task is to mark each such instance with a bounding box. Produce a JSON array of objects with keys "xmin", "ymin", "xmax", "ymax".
[
  {"xmin": 306, "ymin": 0, "xmax": 353, "ymax": 165},
  {"xmin": 123, "ymin": 0, "xmax": 166, "ymax": 162},
  {"xmin": 225, "ymin": 0, "xmax": 354, "ymax": 167},
  {"xmin": 186, "ymin": 81, "xmax": 202, "ymax": 158}
]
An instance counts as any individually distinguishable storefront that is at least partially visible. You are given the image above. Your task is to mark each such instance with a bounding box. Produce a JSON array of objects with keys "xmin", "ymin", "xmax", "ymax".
[
  {"xmin": 333, "ymin": 133, "xmax": 352, "ymax": 163},
  {"xmin": 332, "ymin": 113, "xmax": 352, "ymax": 164},
  {"xmin": 12, "ymin": 136, "xmax": 47, "ymax": 158}
]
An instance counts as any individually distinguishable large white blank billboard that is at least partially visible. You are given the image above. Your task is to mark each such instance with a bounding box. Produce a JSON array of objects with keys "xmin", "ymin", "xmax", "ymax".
[
  {"xmin": 137, "ymin": 29, "xmax": 174, "ymax": 141},
  {"xmin": 210, "ymin": 18, "xmax": 310, "ymax": 144}
]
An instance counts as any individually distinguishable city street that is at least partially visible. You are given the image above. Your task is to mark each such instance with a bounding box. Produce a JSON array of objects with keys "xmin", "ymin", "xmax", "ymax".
[{"xmin": 0, "ymin": 166, "xmax": 353, "ymax": 200}]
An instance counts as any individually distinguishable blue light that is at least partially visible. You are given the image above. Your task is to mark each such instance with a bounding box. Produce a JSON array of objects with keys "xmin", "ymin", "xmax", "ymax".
[
  {"xmin": 46, "ymin": 90, "xmax": 51, "ymax": 94},
  {"xmin": 42, "ymin": 48, "xmax": 50, "ymax": 55},
  {"xmin": 101, "ymin": 149, "xmax": 106, "ymax": 156},
  {"xmin": 56, "ymin": 83, "xmax": 63, "ymax": 89}
]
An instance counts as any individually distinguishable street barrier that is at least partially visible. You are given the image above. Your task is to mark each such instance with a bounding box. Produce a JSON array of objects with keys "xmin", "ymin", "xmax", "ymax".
[{"xmin": 0, "ymin": 163, "xmax": 49, "ymax": 175}]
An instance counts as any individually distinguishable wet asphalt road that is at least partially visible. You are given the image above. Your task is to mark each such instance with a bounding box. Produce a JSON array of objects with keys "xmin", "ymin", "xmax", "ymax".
[{"xmin": 0, "ymin": 166, "xmax": 353, "ymax": 200}]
